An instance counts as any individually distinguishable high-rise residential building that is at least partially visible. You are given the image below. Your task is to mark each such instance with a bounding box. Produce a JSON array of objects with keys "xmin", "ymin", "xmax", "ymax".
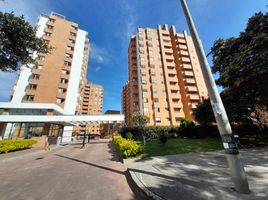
[
  {"xmin": 74, "ymin": 82, "xmax": 103, "ymax": 135},
  {"xmin": 7, "ymin": 12, "xmax": 90, "ymax": 139},
  {"xmin": 100, "ymin": 110, "xmax": 121, "ymax": 137},
  {"xmin": 122, "ymin": 25, "xmax": 208, "ymax": 126}
]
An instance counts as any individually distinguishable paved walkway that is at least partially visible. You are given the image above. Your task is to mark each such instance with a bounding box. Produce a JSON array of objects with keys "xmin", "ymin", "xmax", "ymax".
[
  {"xmin": 125, "ymin": 148, "xmax": 268, "ymax": 200},
  {"xmin": 0, "ymin": 139, "xmax": 136, "ymax": 200}
]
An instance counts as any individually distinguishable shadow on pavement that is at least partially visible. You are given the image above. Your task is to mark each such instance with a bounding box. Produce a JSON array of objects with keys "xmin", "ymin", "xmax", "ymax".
[{"xmin": 55, "ymin": 154, "xmax": 126, "ymax": 175}]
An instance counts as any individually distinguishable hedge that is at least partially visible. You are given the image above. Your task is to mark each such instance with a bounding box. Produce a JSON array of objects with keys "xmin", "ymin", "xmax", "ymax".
[
  {"xmin": 119, "ymin": 125, "xmax": 220, "ymax": 141},
  {"xmin": 113, "ymin": 136, "xmax": 144, "ymax": 158},
  {"xmin": 0, "ymin": 139, "xmax": 37, "ymax": 154}
]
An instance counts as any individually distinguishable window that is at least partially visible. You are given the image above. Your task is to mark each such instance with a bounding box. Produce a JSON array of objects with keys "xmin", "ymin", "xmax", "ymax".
[
  {"xmin": 32, "ymin": 74, "xmax": 40, "ymax": 80},
  {"xmin": 150, "ymin": 65, "xmax": 155, "ymax": 69},
  {"xmin": 35, "ymin": 65, "xmax": 43, "ymax": 70},
  {"xmin": 176, "ymin": 117, "xmax": 183, "ymax": 122},
  {"xmin": 49, "ymin": 18, "xmax": 55, "ymax": 22},
  {"xmin": 141, "ymin": 72, "xmax": 146, "ymax": 76},
  {"xmin": 64, "ymin": 61, "xmax": 71, "ymax": 66},
  {"xmin": 174, "ymin": 108, "xmax": 181, "ymax": 112},
  {"xmin": 138, "ymin": 43, "xmax": 144, "ymax": 47},
  {"xmin": 29, "ymin": 84, "xmax": 37, "ymax": 90},
  {"xmin": 153, "ymin": 98, "xmax": 159, "ymax": 103},
  {"xmin": 162, "ymin": 89, "xmax": 166, "ymax": 93},
  {"xmin": 60, "ymin": 79, "xmax": 68, "ymax": 84},
  {"xmin": 148, "ymin": 43, "xmax": 153, "ymax": 47},
  {"xmin": 44, "ymin": 32, "xmax": 51, "ymax": 37},
  {"xmin": 138, "ymin": 37, "xmax": 143, "ymax": 41},
  {"xmin": 26, "ymin": 95, "xmax": 34, "ymax": 101},
  {"xmin": 142, "ymin": 80, "xmax": 147, "ymax": 85},
  {"xmin": 152, "ymin": 89, "xmax": 157, "ymax": 93},
  {"xmin": 56, "ymin": 98, "xmax": 65, "ymax": 104},
  {"xmin": 65, "ymin": 53, "xmax": 72, "ymax": 58},
  {"xmin": 149, "ymin": 57, "xmax": 154, "ymax": 62},
  {"xmin": 142, "ymin": 89, "xmax": 148, "ymax": 93},
  {"xmin": 47, "ymin": 25, "xmax": 54, "ymax": 30},
  {"xmin": 151, "ymin": 71, "xmax": 156, "ymax": 76},
  {"xmin": 58, "ymin": 88, "xmax": 66, "ymax": 93},
  {"xmin": 148, "ymin": 37, "xmax": 152, "ymax": 41},
  {"xmin": 69, "ymin": 39, "xmax": 75, "ymax": 44},
  {"xmin": 144, "ymin": 107, "xmax": 149, "ymax": 113},
  {"xmin": 139, "ymin": 50, "xmax": 144, "ymax": 54},
  {"xmin": 62, "ymin": 70, "xmax": 69, "ymax": 75},
  {"xmin": 152, "ymin": 80, "xmax": 157, "ymax": 84},
  {"xmin": 140, "ymin": 64, "xmax": 146, "ymax": 68},
  {"xmin": 149, "ymin": 50, "xmax": 153, "ymax": 54},
  {"xmin": 71, "ymin": 25, "xmax": 77, "ymax": 30},
  {"xmin": 143, "ymin": 98, "xmax": 148, "ymax": 103},
  {"xmin": 155, "ymin": 117, "xmax": 161, "ymax": 123},
  {"xmin": 140, "ymin": 57, "xmax": 145, "ymax": 62},
  {"xmin": 166, "ymin": 117, "xmax": 171, "ymax": 122},
  {"xmin": 37, "ymin": 56, "xmax": 45, "ymax": 61},
  {"xmin": 154, "ymin": 107, "xmax": 160, "ymax": 112},
  {"xmin": 70, "ymin": 32, "xmax": 76, "ymax": 37},
  {"xmin": 67, "ymin": 46, "xmax": 74, "ymax": 51}
]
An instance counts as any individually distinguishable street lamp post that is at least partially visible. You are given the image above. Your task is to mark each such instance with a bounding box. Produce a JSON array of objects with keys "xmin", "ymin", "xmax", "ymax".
[{"xmin": 179, "ymin": 0, "xmax": 250, "ymax": 193}]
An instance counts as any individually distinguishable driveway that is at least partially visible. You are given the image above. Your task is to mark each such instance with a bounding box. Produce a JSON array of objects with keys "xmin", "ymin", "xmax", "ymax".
[{"xmin": 0, "ymin": 139, "xmax": 136, "ymax": 200}]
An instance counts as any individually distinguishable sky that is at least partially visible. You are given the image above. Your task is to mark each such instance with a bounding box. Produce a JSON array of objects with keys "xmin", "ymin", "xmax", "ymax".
[{"xmin": 0, "ymin": 0, "xmax": 267, "ymax": 112}]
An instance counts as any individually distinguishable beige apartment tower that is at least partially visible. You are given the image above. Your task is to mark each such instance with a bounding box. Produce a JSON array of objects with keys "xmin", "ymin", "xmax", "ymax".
[
  {"xmin": 122, "ymin": 25, "xmax": 208, "ymax": 126},
  {"xmin": 75, "ymin": 82, "xmax": 103, "ymax": 135},
  {"xmin": 6, "ymin": 12, "xmax": 91, "ymax": 140}
]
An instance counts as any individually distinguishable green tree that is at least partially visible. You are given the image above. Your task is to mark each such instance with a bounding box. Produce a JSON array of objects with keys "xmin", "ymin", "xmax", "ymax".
[
  {"xmin": 208, "ymin": 11, "xmax": 268, "ymax": 131},
  {"xmin": 132, "ymin": 113, "xmax": 150, "ymax": 127},
  {"xmin": 0, "ymin": 12, "xmax": 50, "ymax": 72}
]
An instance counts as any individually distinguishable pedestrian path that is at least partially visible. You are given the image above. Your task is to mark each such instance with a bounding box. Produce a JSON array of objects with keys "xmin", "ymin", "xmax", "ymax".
[
  {"xmin": 125, "ymin": 148, "xmax": 268, "ymax": 200},
  {"xmin": 0, "ymin": 139, "xmax": 137, "ymax": 200}
]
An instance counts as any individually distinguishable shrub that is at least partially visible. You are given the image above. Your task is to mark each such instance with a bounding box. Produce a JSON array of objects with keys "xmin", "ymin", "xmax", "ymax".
[
  {"xmin": 113, "ymin": 136, "xmax": 144, "ymax": 158},
  {"xmin": 179, "ymin": 118, "xmax": 197, "ymax": 138},
  {"xmin": 125, "ymin": 132, "xmax": 133, "ymax": 140},
  {"xmin": 0, "ymin": 139, "xmax": 37, "ymax": 154}
]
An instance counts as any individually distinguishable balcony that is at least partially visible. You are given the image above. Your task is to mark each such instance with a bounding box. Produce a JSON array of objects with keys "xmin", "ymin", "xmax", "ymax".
[
  {"xmin": 64, "ymin": 57, "xmax": 72, "ymax": 63},
  {"xmin": 186, "ymin": 86, "xmax": 198, "ymax": 92},
  {"xmin": 69, "ymin": 35, "xmax": 76, "ymax": 41},
  {"xmin": 181, "ymin": 57, "xmax": 191, "ymax": 63},
  {"xmin": 58, "ymin": 83, "xmax": 68, "ymax": 89},
  {"xmin": 185, "ymin": 78, "xmax": 196, "ymax": 84},
  {"xmin": 67, "ymin": 41, "xmax": 75, "ymax": 48},
  {"xmin": 188, "ymin": 94, "xmax": 200, "ymax": 100},
  {"xmin": 184, "ymin": 71, "xmax": 194, "ymax": 77},
  {"xmin": 25, "ymin": 89, "xmax": 36, "ymax": 96},
  {"xmin": 180, "ymin": 50, "xmax": 189, "ymax": 56},
  {"xmin": 61, "ymin": 73, "xmax": 70, "ymax": 79},
  {"xmin": 182, "ymin": 64, "xmax": 192, "ymax": 70},
  {"xmin": 46, "ymin": 21, "xmax": 55, "ymax": 27},
  {"xmin": 66, "ymin": 49, "xmax": 74, "ymax": 55},
  {"xmin": 57, "ymin": 93, "xmax": 66, "ymax": 99},
  {"xmin": 44, "ymin": 27, "xmax": 53, "ymax": 33},
  {"xmin": 178, "ymin": 44, "xmax": 188, "ymax": 50}
]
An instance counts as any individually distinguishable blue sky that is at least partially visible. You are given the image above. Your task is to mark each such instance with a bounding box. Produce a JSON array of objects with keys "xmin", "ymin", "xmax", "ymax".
[{"xmin": 0, "ymin": 0, "xmax": 267, "ymax": 112}]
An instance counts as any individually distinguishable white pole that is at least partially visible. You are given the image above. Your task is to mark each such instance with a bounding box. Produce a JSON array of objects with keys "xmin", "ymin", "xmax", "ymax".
[{"xmin": 179, "ymin": 0, "xmax": 250, "ymax": 193}]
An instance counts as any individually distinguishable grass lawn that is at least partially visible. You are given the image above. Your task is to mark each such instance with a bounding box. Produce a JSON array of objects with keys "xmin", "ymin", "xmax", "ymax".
[{"xmin": 141, "ymin": 138, "xmax": 223, "ymax": 157}]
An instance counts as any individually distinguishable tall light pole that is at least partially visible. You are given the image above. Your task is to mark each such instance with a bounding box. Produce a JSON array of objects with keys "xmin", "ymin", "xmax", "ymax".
[{"xmin": 179, "ymin": 0, "xmax": 250, "ymax": 194}]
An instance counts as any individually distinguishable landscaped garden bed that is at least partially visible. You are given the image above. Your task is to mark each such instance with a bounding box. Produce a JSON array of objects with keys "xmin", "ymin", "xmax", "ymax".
[{"xmin": 0, "ymin": 139, "xmax": 37, "ymax": 154}]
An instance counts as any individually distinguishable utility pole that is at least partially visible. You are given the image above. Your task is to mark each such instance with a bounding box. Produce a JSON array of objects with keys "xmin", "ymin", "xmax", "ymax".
[{"xmin": 179, "ymin": 0, "xmax": 250, "ymax": 193}]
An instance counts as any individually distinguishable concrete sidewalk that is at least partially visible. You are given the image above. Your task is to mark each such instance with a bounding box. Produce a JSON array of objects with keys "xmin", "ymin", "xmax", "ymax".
[{"xmin": 124, "ymin": 148, "xmax": 268, "ymax": 200}]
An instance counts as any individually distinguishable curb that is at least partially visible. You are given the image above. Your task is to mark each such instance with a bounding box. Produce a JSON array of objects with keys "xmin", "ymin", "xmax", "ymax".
[{"xmin": 124, "ymin": 160, "xmax": 165, "ymax": 200}]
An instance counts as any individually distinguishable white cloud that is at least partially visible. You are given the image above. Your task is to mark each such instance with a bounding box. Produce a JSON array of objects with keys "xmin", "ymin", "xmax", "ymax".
[
  {"xmin": 89, "ymin": 42, "xmax": 109, "ymax": 64},
  {"xmin": 0, "ymin": 0, "xmax": 53, "ymax": 25},
  {"xmin": 95, "ymin": 66, "xmax": 102, "ymax": 72},
  {"xmin": 0, "ymin": 72, "xmax": 17, "ymax": 102}
]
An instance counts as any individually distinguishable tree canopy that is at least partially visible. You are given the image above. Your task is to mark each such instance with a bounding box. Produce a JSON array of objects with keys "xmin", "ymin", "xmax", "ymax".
[
  {"xmin": 132, "ymin": 113, "xmax": 150, "ymax": 127},
  {"xmin": 194, "ymin": 11, "xmax": 268, "ymax": 131},
  {"xmin": 0, "ymin": 12, "xmax": 50, "ymax": 72}
]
